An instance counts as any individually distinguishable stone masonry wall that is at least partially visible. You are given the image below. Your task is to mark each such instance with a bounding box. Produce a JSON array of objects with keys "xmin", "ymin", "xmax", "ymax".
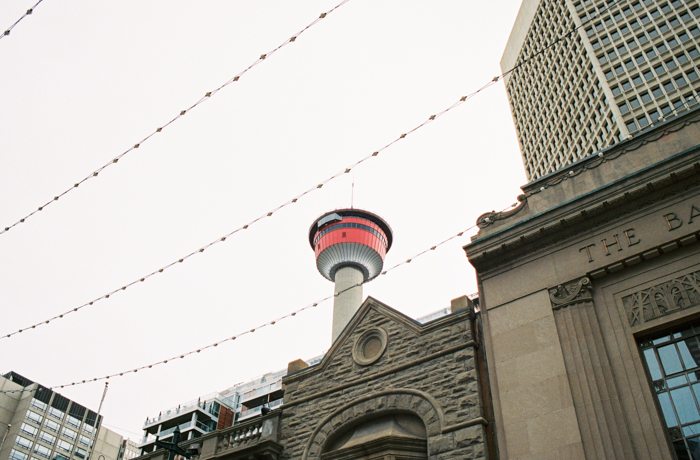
[{"xmin": 279, "ymin": 304, "xmax": 487, "ymax": 460}]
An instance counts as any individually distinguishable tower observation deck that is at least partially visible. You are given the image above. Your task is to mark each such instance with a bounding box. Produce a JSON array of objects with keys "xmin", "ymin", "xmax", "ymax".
[{"xmin": 309, "ymin": 209, "xmax": 393, "ymax": 341}]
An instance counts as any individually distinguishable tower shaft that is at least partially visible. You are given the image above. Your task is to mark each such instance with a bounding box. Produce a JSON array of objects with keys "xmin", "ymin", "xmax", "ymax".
[{"xmin": 332, "ymin": 266, "xmax": 364, "ymax": 342}]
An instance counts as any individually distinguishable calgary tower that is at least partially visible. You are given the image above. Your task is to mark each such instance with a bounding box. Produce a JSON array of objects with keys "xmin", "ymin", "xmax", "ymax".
[{"xmin": 308, "ymin": 209, "xmax": 393, "ymax": 341}]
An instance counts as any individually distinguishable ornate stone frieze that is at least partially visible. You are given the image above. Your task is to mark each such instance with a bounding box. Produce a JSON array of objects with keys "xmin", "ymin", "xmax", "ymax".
[
  {"xmin": 622, "ymin": 270, "xmax": 700, "ymax": 326},
  {"xmin": 549, "ymin": 277, "xmax": 593, "ymax": 310}
]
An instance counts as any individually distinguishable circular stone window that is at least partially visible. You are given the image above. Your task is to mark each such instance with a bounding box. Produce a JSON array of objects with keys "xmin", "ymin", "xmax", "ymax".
[{"xmin": 352, "ymin": 328, "xmax": 388, "ymax": 366}]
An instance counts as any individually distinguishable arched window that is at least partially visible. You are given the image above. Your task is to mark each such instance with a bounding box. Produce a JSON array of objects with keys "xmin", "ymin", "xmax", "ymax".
[{"xmin": 321, "ymin": 414, "xmax": 427, "ymax": 460}]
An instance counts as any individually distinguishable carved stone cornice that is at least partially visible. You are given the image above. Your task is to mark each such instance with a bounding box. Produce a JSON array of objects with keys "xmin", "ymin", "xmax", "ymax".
[
  {"xmin": 550, "ymin": 277, "xmax": 593, "ymax": 310},
  {"xmin": 522, "ymin": 109, "xmax": 700, "ymax": 197},
  {"xmin": 467, "ymin": 159, "xmax": 700, "ymax": 273},
  {"xmin": 476, "ymin": 195, "xmax": 528, "ymax": 229}
]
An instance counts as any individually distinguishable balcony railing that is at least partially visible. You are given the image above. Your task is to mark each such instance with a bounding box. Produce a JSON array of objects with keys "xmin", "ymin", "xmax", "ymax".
[
  {"xmin": 140, "ymin": 420, "xmax": 214, "ymax": 447},
  {"xmin": 238, "ymin": 399, "xmax": 283, "ymax": 420},
  {"xmin": 144, "ymin": 393, "xmax": 235, "ymax": 427},
  {"xmin": 133, "ymin": 413, "xmax": 282, "ymax": 460},
  {"xmin": 202, "ymin": 413, "xmax": 281, "ymax": 460},
  {"xmin": 240, "ymin": 381, "xmax": 282, "ymax": 403}
]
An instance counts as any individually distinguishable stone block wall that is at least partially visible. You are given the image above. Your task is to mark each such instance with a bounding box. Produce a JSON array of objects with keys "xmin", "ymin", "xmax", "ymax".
[{"xmin": 279, "ymin": 299, "xmax": 488, "ymax": 460}]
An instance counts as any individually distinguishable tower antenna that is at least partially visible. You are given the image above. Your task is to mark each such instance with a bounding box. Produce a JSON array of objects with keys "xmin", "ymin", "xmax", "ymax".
[{"xmin": 351, "ymin": 177, "xmax": 355, "ymax": 209}]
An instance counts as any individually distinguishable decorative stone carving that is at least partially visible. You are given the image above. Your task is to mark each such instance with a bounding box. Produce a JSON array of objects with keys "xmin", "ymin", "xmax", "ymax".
[
  {"xmin": 352, "ymin": 328, "xmax": 388, "ymax": 366},
  {"xmin": 549, "ymin": 277, "xmax": 593, "ymax": 310},
  {"xmin": 476, "ymin": 195, "xmax": 527, "ymax": 229},
  {"xmin": 622, "ymin": 269, "xmax": 700, "ymax": 326}
]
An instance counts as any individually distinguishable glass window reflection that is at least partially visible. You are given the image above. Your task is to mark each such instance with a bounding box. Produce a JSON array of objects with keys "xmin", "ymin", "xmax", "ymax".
[{"xmin": 641, "ymin": 323, "xmax": 700, "ymax": 459}]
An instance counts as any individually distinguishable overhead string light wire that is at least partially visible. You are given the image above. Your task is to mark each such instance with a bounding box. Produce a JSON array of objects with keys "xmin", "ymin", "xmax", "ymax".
[
  {"xmin": 0, "ymin": 82, "xmax": 496, "ymax": 341},
  {"xmin": 1, "ymin": 0, "xmax": 44, "ymax": 41},
  {"xmin": 0, "ymin": 0, "xmax": 629, "ymax": 341},
  {"xmin": 0, "ymin": 0, "xmax": 624, "ymax": 237},
  {"xmin": 0, "ymin": 0, "xmax": 621, "ymax": 339},
  {"xmin": 0, "ymin": 203, "xmax": 518, "ymax": 395},
  {"xmin": 0, "ymin": 0, "xmax": 351, "ymax": 236}
]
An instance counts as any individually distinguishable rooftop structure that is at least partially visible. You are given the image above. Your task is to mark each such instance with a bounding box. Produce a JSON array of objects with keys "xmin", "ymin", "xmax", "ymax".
[
  {"xmin": 308, "ymin": 209, "xmax": 393, "ymax": 341},
  {"xmin": 502, "ymin": 0, "xmax": 700, "ymax": 180}
]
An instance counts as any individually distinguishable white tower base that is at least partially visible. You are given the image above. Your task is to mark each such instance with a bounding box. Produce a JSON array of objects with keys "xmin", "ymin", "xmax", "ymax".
[{"xmin": 332, "ymin": 266, "xmax": 364, "ymax": 342}]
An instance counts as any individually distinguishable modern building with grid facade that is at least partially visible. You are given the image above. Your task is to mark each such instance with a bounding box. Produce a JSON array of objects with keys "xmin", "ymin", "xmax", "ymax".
[
  {"xmin": 502, "ymin": 0, "xmax": 700, "ymax": 180},
  {"xmin": 0, "ymin": 372, "xmax": 123, "ymax": 460}
]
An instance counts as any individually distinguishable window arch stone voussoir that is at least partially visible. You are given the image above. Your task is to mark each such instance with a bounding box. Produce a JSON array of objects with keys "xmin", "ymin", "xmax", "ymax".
[{"xmin": 301, "ymin": 389, "xmax": 444, "ymax": 460}]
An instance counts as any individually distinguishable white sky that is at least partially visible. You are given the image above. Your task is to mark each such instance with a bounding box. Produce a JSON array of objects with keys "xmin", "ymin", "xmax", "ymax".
[{"xmin": 0, "ymin": 0, "xmax": 527, "ymax": 441}]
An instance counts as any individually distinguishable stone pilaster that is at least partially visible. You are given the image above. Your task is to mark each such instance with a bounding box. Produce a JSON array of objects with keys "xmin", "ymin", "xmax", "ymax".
[{"xmin": 550, "ymin": 277, "xmax": 636, "ymax": 459}]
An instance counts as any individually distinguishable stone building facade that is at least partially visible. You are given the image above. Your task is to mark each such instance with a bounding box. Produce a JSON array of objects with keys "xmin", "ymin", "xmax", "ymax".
[
  {"xmin": 134, "ymin": 297, "xmax": 491, "ymax": 460},
  {"xmin": 465, "ymin": 107, "xmax": 700, "ymax": 459}
]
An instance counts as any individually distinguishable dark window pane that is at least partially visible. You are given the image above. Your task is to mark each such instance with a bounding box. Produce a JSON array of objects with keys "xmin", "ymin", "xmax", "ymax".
[
  {"xmin": 677, "ymin": 52, "xmax": 689, "ymax": 63},
  {"xmin": 641, "ymin": 92, "xmax": 652, "ymax": 103},
  {"xmin": 619, "ymin": 102, "xmax": 630, "ymax": 113},
  {"xmin": 612, "ymin": 85, "xmax": 622, "ymax": 95},
  {"xmin": 630, "ymin": 97, "xmax": 641, "ymax": 108},
  {"xmin": 647, "ymin": 48, "xmax": 657, "ymax": 59},
  {"xmin": 644, "ymin": 70, "xmax": 654, "ymax": 81},
  {"xmin": 656, "ymin": 64, "xmax": 667, "ymax": 75},
  {"xmin": 679, "ymin": 32, "xmax": 690, "ymax": 42},
  {"xmin": 636, "ymin": 54, "xmax": 646, "ymax": 64},
  {"xmin": 662, "ymin": 104, "xmax": 673, "ymax": 115},
  {"xmin": 675, "ymin": 75, "xmax": 688, "ymax": 86},
  {"xmin": 653, "ymin": 86, "xmax": 664, "ymax": 97},
  {"xmin": 665, "ymin": 80, "xmax": 676, "ymax": 92},
  {"xmin": 638, "ymin": 115, "xmax": 649, "ymax": 128},
  {"xmin": 687, "ymin": 70, "xmax": 699, "ymax": 81},
  {"xmin": 669, "ymin": 38, "xmax": 679, "ymax": 48},
  {"xmin": 658, "ymin": 43, "xmax": 669, "ymax": 53},
  {"xmin": 690, "ymin": 48, "xmax": 700, "ymax": 58},
  {"xmin": 627, "ymin": 119, "xmax": 638, "ymax": 131},
  {"xmin": 650, "ymin": 109, "xmax": 660, "ymax": 121},
  {"xmin": 623, "ymin": 80, "xmax": 633, "ymax": 90},
  {"xmin": 633, "ymin": 75, "xmax": 643, "ymax": 85}
]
